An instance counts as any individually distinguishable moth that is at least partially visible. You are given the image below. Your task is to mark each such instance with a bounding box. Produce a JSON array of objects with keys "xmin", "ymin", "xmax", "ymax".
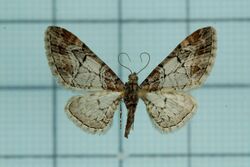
[{"xmin": 44, "ymin": 26, "xmax": 216, "ymax": 138}]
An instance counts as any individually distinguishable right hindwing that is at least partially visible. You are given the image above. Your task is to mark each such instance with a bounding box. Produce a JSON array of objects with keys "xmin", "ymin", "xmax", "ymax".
[{"xmin": 141, "ymin": 89, "xmax": 197, "ymax": 132}]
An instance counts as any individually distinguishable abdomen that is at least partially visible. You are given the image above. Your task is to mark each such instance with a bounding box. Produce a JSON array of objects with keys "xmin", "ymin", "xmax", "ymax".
[{"xmin": 124, "ymin": 82, "xmax": 139, "ymax": 138}]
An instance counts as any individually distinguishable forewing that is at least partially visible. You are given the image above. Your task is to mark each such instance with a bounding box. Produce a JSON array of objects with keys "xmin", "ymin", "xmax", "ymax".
[
  {"xmin": 141, "ymin": 89, "xmax": 197, "ymax": 132},
  {"xmin": 65, "ymin": 91, "xmax": 122, "ymax": 133},
  {"xmin": 141, "ymin": 27, "xmax": 216, "ymax": 91},
  {"xmin": 45, "ymin": 26, "xmax": 124, "ymax": 91}
]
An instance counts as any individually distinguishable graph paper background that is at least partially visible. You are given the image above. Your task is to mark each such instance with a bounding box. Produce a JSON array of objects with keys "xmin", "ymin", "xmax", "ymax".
[{"xmin": 0, "ymin": 0, "xmax": 250, "ymax": 167}]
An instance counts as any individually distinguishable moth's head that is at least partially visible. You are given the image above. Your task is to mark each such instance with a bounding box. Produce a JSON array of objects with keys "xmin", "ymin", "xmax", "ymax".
[{"xmin": 128, "ymin": 73, "xmax": 138, "ymax": 83}]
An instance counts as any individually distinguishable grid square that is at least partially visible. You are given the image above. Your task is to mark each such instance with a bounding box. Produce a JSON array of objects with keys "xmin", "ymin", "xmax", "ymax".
[
  {"xmin": 190, "ymin": 22, "xmax": 250, "ymax": 84},
  {"xmin": 122, "ymin": 23, "xmax": 186, "ymax": 84},
  {"xmin": 0, "ymin": 159, "xmax": 52, "ymax": 167},
  {"xmin": 57, "ymin": 90, "xmax": 119, "ymax": 154},
  {"xmin": 192, "ymin": 157, "xmax": 250, "ymax": 167},
  {"xmin": 0, "ymin": 90, "xmax": 53, "ymax": 155},
  {"xmin": 0, "ymin": 0, "xmax": 52, "ymax": 20},
  {"xmin": 0, "ymin": 24, "xmax": 52, "ymax": 86},
  {"xmin": 190, "ymin": 0, "xmax": 250, "ymax": 18},
  {"xmin": 56, "ymin": 0, "xmax": 118, "ymax": 20},
  {"xmin": 56, "ymin": 24, "xmax": 119, "ymax": 73},
  {"xmin": 191, "ymin": 89, "xmax": 250, "ymax": 153},
  {"xmin": 124, "ymin": 157, "xmax": 187, "ymax": 167},
  {"xmin": 122, "ymin": 101, "xmax": 188, "ymax": 154},
  {"xmin": 122, "ymin": 0, "xmax": 186, "ymax": 19}
]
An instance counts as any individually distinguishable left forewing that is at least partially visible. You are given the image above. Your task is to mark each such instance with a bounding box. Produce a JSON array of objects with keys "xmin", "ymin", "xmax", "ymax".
[
  {"xmin": 65, "ymin": 91, "xmax": 123, "ymax": 133},
  {"xmin": 45, "ymin": 26, "xmax": 124, "ymax": 91},
  {"xmin": 141, "ymin": 89, "xmax": 197, "ymax": 132}
]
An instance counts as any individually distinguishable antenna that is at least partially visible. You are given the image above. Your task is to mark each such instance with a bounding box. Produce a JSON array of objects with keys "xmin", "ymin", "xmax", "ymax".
[
  {"xmin": 136, "ymin": 52, "xmax": 151, "ymax": 74},
  {"xmin": 118, "ymin": 52, "xmax": 133, "ymax": 74}
]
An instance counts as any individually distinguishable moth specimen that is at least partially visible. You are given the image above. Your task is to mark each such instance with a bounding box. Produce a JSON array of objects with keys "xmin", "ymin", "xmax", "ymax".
[{"xmin": 45, "ymin": 26, "xmax": 216, "ymax": 138}]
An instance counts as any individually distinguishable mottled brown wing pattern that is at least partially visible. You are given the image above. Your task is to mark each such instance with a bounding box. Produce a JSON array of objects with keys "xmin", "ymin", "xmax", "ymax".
[
  {"xmin": 140, "ymin": 27, "xmax": 216, "ymax": 91},
  {"xmin": 45, "ymin": 26, "xmax": 124, "ymax": 91},
  {"xmin": 139, "ymin": 27, "xmax": 217, "ymax": 134},
  {"xmin": 45, "ymin": 26, "xmax": 216, "ymax": 137},
  {"xmin": 45, "ymin": 26, "xmax": 126, "ymax": 134}
]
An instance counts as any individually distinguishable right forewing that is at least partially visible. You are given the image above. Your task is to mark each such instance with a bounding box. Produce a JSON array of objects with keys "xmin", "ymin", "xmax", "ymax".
[
  {"xmin": 65, "ymin": 91, "xmax": 123, "ymax": 133},
  {"xmin": 45, "ymin": 26, "xmax": 124, "ymax": 91},
  {"xmin": 140, "ymin": 27, "xmax": 216, "ymax": 91},
  {"xmin": 141, "ymin": 89, "xmax": 197, "ymax": 132}
]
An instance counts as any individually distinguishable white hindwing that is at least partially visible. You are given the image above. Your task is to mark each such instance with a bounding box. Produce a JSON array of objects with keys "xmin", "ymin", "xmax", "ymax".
[
  {"xmin": 65, "ymin": 91, "xmax": 122, "ymax": 133},
  {"xmin": 142, "ymin": 89, "xmax": 197, "ymax": 132}
]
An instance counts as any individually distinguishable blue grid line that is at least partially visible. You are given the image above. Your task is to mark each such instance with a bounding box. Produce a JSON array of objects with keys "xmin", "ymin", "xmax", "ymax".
[
  {"xmin": 1, "ymin": 153, "xmax": 249, "ymax": 159},
  {"xmin": 186, "ymin": 0, "xmax": 192, "ymax": 167},
  {"xmin": 1, "ymin": 18, "xmax": 250, "ymax": 24},
  {"xmin": 118, "ymin": 1, "xmax": 123, "ymax": 167},
  {"xmin": 52, "ymin": 0, "xmax": 57, "ymax": 166}
]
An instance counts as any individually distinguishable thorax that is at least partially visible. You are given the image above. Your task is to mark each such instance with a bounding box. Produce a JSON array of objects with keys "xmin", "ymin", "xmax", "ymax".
[{"xmin": 124, "ymin": 73, "xmax": 139, "ymax": 104}]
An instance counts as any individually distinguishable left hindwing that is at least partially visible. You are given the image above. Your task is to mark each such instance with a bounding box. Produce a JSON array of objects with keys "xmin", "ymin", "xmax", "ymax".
[
  {"xmin": 65, "ymin": 91, "xmax": 123, "ymax": 133},
  {"xmin": 45, "ymin": 26, "xmax": 124, "ymax": 92},
  {"xmin": 140, "ymin": 27, "xmax": 216, "ymax": 91}
]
